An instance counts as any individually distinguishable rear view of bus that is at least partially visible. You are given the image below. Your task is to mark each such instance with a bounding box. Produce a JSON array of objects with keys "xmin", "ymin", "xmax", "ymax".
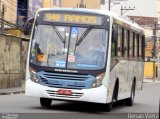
[{"xmin": 25, "ymin": 8, "xmax": 110, "ymax": 106}]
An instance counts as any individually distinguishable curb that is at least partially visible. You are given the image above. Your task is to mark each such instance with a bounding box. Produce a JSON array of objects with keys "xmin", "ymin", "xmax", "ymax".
[
  {"xmin": 0, "ymin": 90, "xmax": 25, "ymax": 96},
  {"xmin": 143, "ymin": 80, "xmax": 160, "ymax": 83}
]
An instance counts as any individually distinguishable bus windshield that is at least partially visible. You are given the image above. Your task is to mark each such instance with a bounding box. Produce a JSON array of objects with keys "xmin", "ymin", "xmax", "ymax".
[{"xmin": 30, "ymin": 24, "xmax": 108, "ymax": 70}]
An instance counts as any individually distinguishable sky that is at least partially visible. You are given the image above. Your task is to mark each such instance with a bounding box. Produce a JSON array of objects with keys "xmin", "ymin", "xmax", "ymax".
[{"xmin": 103, "ymin": 0, "xmax": 157, "ymax": 17}]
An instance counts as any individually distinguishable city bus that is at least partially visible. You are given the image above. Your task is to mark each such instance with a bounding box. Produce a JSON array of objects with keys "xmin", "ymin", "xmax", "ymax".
[{"xmin": 25, "ymin": 8, "xmax": 145, "ymax": 112}]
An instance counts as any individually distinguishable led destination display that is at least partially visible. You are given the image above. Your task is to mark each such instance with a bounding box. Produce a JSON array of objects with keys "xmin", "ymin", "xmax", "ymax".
[{"xmin": 43, "ymin": 12, "xmax": 103, "ymax": 25}]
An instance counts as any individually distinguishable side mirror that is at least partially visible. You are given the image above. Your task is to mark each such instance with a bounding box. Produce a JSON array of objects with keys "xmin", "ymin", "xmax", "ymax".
[{"xmin": 23, "ymin": 18, "xmax": 34, "ymax": 35}]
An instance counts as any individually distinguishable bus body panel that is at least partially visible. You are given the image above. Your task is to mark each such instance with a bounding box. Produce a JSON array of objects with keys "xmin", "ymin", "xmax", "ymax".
[{"xmin": 25, "ymin": 79, "xmax": 107, "ymax": 104}]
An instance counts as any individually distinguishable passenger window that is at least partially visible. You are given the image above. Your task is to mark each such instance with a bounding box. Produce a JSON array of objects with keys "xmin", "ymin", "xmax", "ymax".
[
  {"xmin": 124, "ymin": 29, "xmax": 128, "ymax": 58},
  {"xmin": 134, "ymin": 33, "xmax": 138, "ymax": 58},
  {"xmin": 142, "ymin": 36, "xmax": 145, "ymax": 60},
  {"xmin": 139, "ymin": 35, "xmax": 142, "ymax": 59},
  {"xmin": 117, "ymin": 27, "xmax": 122, "ymax": 57},
  {"xmin": 129, "ymin": 31, "xmax": 133, "ymax": 57},
  {"xmin": 111, "ymin": 25, "xmax": 118, "ymax": 67},
  {"xmin": 136, "ymin": 34, "xmax": 139, "ymax": 58},
  {"xmin": 133, "ymin": 32, "xmax": 135, "ymax": 57}
]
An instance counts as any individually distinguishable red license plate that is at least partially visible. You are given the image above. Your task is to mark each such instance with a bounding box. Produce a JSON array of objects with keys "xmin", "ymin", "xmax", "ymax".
[{"xmin": 58, "ymin": 89, "xmax": 72, "ymax": 95}]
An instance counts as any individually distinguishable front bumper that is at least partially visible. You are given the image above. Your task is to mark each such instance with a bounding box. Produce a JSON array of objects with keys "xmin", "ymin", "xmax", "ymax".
[{"xmin": 25, "ymin": 79, "xmax": 107, "ymax": 104}]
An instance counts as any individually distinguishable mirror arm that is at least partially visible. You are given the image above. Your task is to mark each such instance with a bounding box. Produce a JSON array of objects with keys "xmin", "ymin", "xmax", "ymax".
[{"xmin": 23, "ymin": 18, "xmax": 34, "ymax": 35}]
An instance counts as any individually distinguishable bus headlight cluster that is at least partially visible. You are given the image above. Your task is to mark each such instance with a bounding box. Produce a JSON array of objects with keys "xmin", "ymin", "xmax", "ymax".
[
  {"xmin": 91, "ymin": 73, "xmax": 105, "ymax": 88},
  {"xmin": 30, "ymin": 71, "xmax": 39, "ymax": 83}
]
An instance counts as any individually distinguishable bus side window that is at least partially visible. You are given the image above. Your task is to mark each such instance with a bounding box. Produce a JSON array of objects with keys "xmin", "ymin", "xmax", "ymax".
[
  {"xmin": 110, "ymin": 25, "xmax": 118, "ymax": 68},
  {"xmin": 117, "ymin": 27, "xmax": 122, "ymax": 57},
  {"xmin": 134, "ymin": 33, "xmax": 138, "ymax": 58},
  {"xmin": 142, "ymin": 35, "xmax": 145, "ymax": 60},
  {"xmin": 123, "ymin": 28, "xmax": 128, "ymax": 58},
  {"xmin": 133, "ymin": 32, "xmax": 135, "ymax": 58},
  {"xmin": 136, "ymin": 34, "xmax": 139, "ymax": 59},
  {"xmin": 127, "ymin": 30, "xmax": 130, "ymax": 57},
  {"xmin": 139, "ymin": 35, "xmax": 142, "ymax": 59},
  {"xmin": 129, "ymin": 31, "xmax": 133, "ymax": 58}
]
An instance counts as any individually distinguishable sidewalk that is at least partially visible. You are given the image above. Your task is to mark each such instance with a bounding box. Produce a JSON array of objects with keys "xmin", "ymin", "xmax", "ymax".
[
  {"xmin": 143, "ymin": 78, "xmax": 160, "ymax": 83},
  {"xmin": 0, "ymin": 80, "xmax": 25, "ymax": 95}
]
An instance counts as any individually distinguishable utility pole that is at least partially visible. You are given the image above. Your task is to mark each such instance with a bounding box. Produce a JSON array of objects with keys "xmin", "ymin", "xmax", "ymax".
[
  {"xmin": 153, "ymin": 22, "xmax": 157, "ymax": 57},
  {"xmin": 109, "ymin": 0, "xmax": 111, "ymax": 11},
  {"xmin": 1, "ymin": 4, "xmax": 5, "ymax": 34},
  {"xmin": 0, "ymin": 0, "xmax": 5, "ymax": 35},
  {"xmin": 153, "ymin": 20, "xmax": 157, "ymax": 81},
  {"xmin": 156, "ymin": 22, "xmax": 160, "ymax": 80},
  {"xmin": 157, "ymin": 35, "xmax": 160, "ymax": 80},
  {"xmin": 0, "ymin": 0, "xmax": 1, "ymax": 34},
  {"xmin": 120, "ymin": 6, "xmax": 135, "ymax": 16}
]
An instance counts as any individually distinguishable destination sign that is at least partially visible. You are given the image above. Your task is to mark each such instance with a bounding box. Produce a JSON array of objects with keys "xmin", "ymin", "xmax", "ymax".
[{"xmin": 43, "ymin": 12, "xmax": 103, "ymax": 25}]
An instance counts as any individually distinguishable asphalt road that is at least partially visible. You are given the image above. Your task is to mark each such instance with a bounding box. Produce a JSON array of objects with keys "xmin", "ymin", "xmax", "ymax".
[{"xmin": 0, "ymin": 82, "xmax": 159, "ymax": 119}]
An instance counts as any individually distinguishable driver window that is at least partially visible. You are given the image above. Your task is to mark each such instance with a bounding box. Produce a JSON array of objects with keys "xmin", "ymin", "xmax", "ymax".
[{"xmin": 110, "ymin": 24, "xmax": 118, "ymax": 68}]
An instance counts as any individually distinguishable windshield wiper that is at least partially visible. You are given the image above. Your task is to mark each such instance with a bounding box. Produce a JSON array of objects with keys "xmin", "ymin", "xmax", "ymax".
[
  {"xmin": 52, "ymin": 25, "xmax": 65, "ymax": 43},
  {"xmin": 76, "ymin": 26, "xmax": 93, "ymax": 46}
]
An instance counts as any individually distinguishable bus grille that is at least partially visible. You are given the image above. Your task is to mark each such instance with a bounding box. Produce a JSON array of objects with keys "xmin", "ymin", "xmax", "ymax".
[
  {"xmin": 46, "ymin": 90, "xmax": 83, "ymax": 98},
  {"xmin": 38, "ymin": 71, "xmax": 95, "ymax": 89}
]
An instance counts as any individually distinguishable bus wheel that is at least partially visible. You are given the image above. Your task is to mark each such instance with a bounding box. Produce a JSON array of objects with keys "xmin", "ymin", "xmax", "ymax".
[
  {"xmin": 125, "ymin": 82, "xmax": 135, "ymax": 106},
  {"xmin": 106, "ymin": 102, "xmax": 113, "ymax": 112},
  {"xmin": 106, "ymin": 84, "xmax": 117, "ymax": 112},
  {"xmin": 40, "ymin": 98, "xmax": 52, "ymax": 107}
]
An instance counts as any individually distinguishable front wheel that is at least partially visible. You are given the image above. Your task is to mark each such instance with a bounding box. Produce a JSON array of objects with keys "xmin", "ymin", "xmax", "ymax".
[
  {"xmin": 125, "ymin": 82, "xmax": 135, "ymax": 106},
  {"xmin": 106, "ymin": 83, "xmax": 118, "ymax": 112},
  {"xmin": 40, "ymin": 98, "xmax": 52, "ymax": 107}
]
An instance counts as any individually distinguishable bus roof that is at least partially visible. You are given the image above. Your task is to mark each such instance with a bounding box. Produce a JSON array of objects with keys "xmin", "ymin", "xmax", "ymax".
[{"xmin": 37, "ymin": 8, "xmax": 144, "ymax": 33}]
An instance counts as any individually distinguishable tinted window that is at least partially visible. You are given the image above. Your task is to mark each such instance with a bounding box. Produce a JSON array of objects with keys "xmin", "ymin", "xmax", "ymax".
[
  {"xmin": 117, "ymin": 27, "xmax": 122, "ymax": 57},
  {"xmin": 129, "ymin": 31, "xmax": 133, "ymax": 57}
]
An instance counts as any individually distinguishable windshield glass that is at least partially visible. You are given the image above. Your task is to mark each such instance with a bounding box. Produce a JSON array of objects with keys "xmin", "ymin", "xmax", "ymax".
[{"xmin": 30, "ymin": 25, "xmax": 108, "ymax": 70}]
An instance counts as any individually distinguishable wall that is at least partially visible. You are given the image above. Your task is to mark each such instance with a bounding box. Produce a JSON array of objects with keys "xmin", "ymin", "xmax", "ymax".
[
  {"xmin": 157, "ymin": 0, "xmax": 160, "ymax": 22},
  {"xmin": 43, "ymin": 0, "xmax": 61, "ymax": 8},
  {"xmin": 61, "ymin": 0, "xmax": 101, "ymax": 9},
  {"xmin": 0, "ymin": 35, "xmax": 22, "ymax": 89},
  {"xmin": 2, "ymin": 0, "xmax": 17, "ymax": 24},
  {"xmin": 144, "ymin": 62, "xmax": 155, "ymax": 78},
  {"xmin": 43, "ymin": 0, "xmax": 52, "ymax": 7},
  {"xmin": 21, "ymin": 40, "xmax": 29, "ymax": 80}
]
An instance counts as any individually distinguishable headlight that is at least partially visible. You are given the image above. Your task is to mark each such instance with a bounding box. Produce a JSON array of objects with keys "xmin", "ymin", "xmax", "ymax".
[
  {"xmin": 91, "ymin": 73, "xmax": 105, "ymax": 88},
  {"xmin": 30, "ymin": 70, "xmax": 40, "ymax": 83}
]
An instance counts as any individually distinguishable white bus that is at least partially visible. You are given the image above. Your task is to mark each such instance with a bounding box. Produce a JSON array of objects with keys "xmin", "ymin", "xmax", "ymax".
[{"xmin": 25, "ymin": 8, "xmax": 145, "ymax": 112}]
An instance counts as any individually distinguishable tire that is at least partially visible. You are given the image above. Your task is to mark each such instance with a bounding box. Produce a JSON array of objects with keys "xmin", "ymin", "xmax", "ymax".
[
  {"xmin": 40, "ymin": 98, "xmax": 52, "ymax": 107},
  {"xmin": 125, "ymin": 82, "xmax": 135, "ymax": 106},
  {"xmin": 106, "ymin": 83, "xmax": 118, "ymax": 112},
  {"xmin": 106, "ymin": 102, "xmax": 113, "ymax": 112}
]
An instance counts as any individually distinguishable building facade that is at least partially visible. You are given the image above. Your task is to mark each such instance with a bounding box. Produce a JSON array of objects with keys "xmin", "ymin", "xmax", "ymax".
[
  {"xmin": 157, "ymin": 0, "xmax": 160, "ymax": 79},
  {"xmin": 0, "ymin": 0, "xmax": 17, "ymax": 24},
  {"xmin": 61, "ymin": 0, "xmax": 101, "ymax": 9}
]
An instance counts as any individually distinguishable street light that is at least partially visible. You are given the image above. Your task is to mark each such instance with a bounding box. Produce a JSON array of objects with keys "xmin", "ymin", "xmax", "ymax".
[
  {"xmin": 107, "ymin": 0, "xmax": 128, "ymax": 11},
  {"xmin": 110, "ymin": 1, "xmax": 121, "ymax": 8},
  {"xmin": 120, "ymin": 6, "xmax": 135, "ymax": 16}
]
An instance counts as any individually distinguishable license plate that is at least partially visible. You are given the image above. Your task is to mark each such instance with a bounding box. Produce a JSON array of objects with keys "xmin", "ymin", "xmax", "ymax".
[{"xmin": 58, "ymin": 89, "xmax": 72, "ymax": 95}]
